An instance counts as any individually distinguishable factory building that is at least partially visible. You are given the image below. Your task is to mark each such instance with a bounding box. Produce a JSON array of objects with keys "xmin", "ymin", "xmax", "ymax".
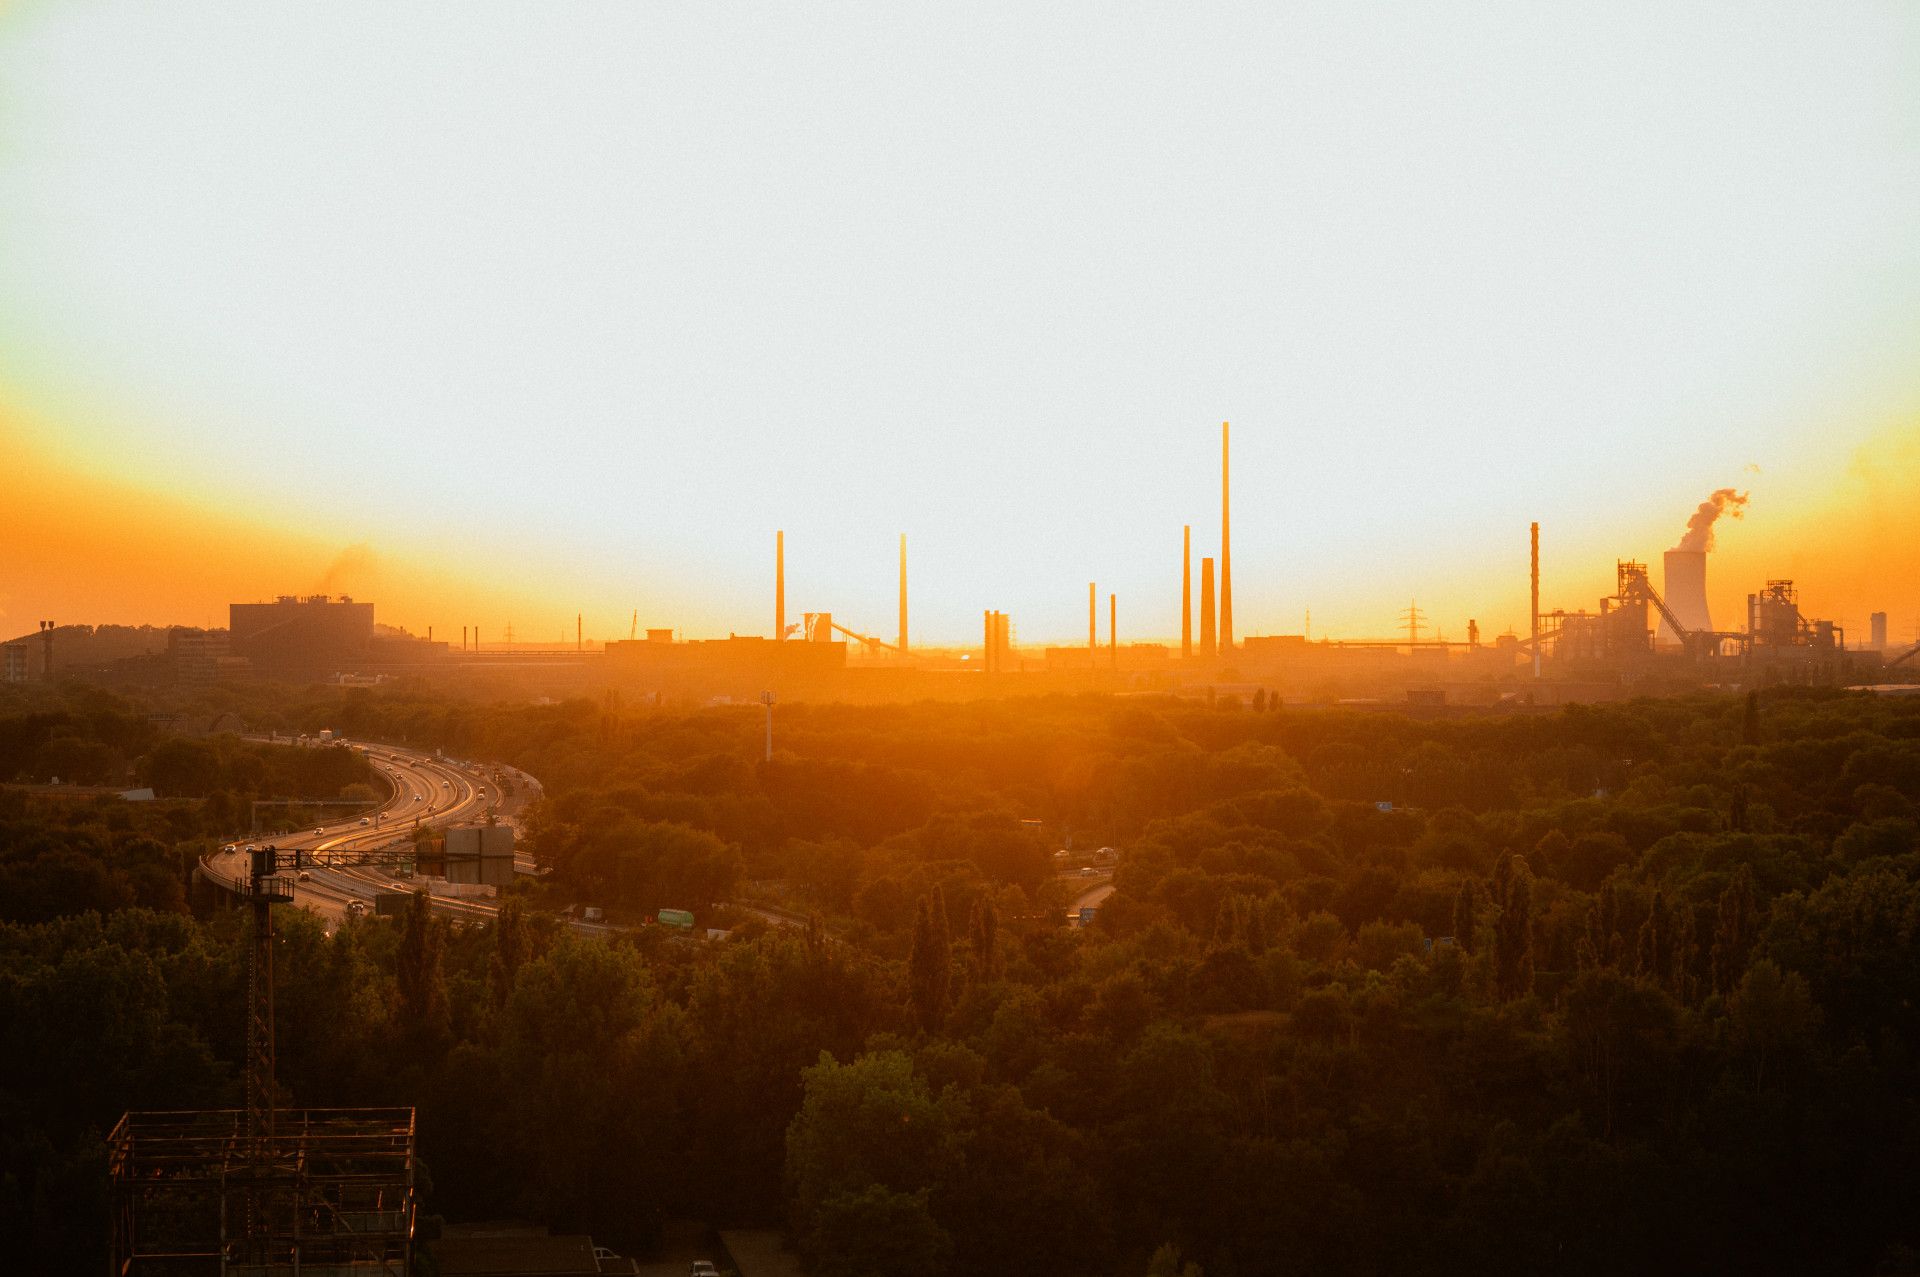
[
  {"xmin": 230, "ymin": 594, "xmax": 375, "ymax": 675},
  {"xmin": 166, "ymin": 626, "xmax": 244, "ymax": 685},
  {"xmin": 603, "ymin": 632, "xmax": 846, "ymax": 698},
  {"xmin": 2, "ymin": 641, "xmax": 28, "ymax": 683}
]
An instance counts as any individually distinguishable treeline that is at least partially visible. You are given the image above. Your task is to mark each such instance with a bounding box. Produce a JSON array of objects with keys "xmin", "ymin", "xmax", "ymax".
[
  {"xmin": 1, "ymin": 684, "xmax": 1918, "ymax": 1274},
  {"xmin": 0, "ymin": 689, "xmax": 378, "ymax": 924}
]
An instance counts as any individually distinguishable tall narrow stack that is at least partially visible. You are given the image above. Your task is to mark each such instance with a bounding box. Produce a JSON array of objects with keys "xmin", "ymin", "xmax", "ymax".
[
  {"xmin": 1182, "ymin": 526, "xmax": 1192, "ymax": 657},
  {"xmin": 1219, "ymin": 421, "xmax": 1233, "ymax": 651},
  {"xmin": 1200, "ymin": 559, "xmax": 1217, "ymax": 656}
]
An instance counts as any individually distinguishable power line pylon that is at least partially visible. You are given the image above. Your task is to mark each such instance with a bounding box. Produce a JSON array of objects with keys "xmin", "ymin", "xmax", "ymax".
[{"xmin": 1401, "ymin": 600, "xmax": 1427, "ymax": 646}]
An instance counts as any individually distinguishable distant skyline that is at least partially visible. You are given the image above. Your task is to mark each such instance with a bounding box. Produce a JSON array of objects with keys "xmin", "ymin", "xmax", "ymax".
[{"xmin": 4, "ymin": 3, "xmax": 1918, "ymax": 645}]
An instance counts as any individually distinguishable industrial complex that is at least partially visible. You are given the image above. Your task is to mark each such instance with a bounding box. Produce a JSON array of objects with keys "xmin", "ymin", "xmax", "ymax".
[{"xmin": 9, "ymin": 426, "xmax": 1914, "ymax": 707}]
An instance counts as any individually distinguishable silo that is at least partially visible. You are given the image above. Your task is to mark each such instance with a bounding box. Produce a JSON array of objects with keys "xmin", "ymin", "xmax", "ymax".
[{"xmin": 1659, "ymin": 549, "xmax": 1712, "ymax": 644}]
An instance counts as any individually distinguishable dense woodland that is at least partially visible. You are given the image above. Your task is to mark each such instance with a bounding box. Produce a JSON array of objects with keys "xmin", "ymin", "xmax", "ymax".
[{"xmin": 2, "ymin": 680, "xmax": 1919, "ymax": 1275}]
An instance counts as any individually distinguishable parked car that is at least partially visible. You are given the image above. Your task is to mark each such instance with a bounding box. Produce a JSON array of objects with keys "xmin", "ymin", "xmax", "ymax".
[{"xmin": 690, "ymin": 1262, "xmax": 719, "ymax": 1277}]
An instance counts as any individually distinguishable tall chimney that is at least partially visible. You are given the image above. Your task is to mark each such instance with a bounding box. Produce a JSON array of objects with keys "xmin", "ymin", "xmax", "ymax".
[
  {"xmin": 462, "ymin": 625, "xmax": 468, "ymax": 651},
  {"xmin": 898, "ymin": 534, "xmax": 908, "ymax": 654},
  {"xmin": 1109, "ymin": 593, "xmax": 1117, "ymax": 669},
  {"xmin": 576, "ymin": 614, "xmax": 582, "ymax": 652},
  {"xmin": 1182, "ymin": 525, "xmax": 1192, "ymax": 657},
  {"xmin": 1200, "ymin": 560, "xmax": 1216, "ymax": 656},
  {"xmin": 1219, "ymin": 421, "xmax": 1233, "ymax": 650},
  {"xmin": 40, "ymin": 621, "xmax": 54, "ymax": 679},
  {"xmin": 776, "ymin": 531, "xmax": 786, "ymax": 642},
  {"xmin": 1530, "ymin": 522, "xmax": 1540, "ymax": 680},
  {"xmin": 428, "ymin": 626, "xmax": 433, "ymax": 643},
  {"xmin": 1088, "ymin": 582, "xmax": 1097, "ymax": 661}
]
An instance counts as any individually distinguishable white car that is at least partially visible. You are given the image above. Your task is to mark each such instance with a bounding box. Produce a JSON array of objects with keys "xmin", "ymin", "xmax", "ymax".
[
  {"xmin": 689, "ymin": 1261, "xmax": 719, "ymax": 1277},
  {"xmin": 313, "ymin": 827, "xmax": 325, "ymax": 836},
  {"xmin": 360, "ymin": 817, "xmax": 372, "ymax": 826}
]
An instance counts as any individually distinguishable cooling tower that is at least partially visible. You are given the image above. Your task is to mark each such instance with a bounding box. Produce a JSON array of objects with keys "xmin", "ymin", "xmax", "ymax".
[{"xmin": 1659, "ymin": 549, "xmax": 1712, "ymax": 644}]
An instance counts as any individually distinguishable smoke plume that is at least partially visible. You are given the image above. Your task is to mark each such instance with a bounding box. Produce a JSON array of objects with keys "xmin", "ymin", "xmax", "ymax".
[
  {"xmin": 1675, "ymin": 489, "xmax": 1748, "ymax": 552},
  {"xmin": 316, "ymin": 543, "xmax": 380, "ymax": 594}
]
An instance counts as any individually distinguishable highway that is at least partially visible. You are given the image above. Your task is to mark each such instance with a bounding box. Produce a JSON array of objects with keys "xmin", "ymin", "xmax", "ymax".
[{"xmin": 199, "ymin": 739, "xmax": 536, "ymax": 932}]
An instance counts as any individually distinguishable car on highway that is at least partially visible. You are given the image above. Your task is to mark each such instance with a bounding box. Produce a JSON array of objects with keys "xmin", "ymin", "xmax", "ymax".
[
  {"xmin": 313, "ymin": 827, "xmax": 324, "ymax": 836},
  {"xmin": 347, "ymin": 900, "xmax": 366, "ymax": 917},
  {"xmin": 689, "ymin": 1262, "xmax": 719, "ymax": 1277},
  {"xmin": 297, "ymin": 871, "xmax": 311, "ymax": 882},
  {"xmin": 360, "ymin": 817, "xmax": 372, "ymax": 826}
]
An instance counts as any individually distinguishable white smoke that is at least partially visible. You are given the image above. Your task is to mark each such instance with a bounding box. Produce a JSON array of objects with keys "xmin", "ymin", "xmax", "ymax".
[{"xmin": 1676, "ymin": 489, "xmax": 1748, "ymax": 552}]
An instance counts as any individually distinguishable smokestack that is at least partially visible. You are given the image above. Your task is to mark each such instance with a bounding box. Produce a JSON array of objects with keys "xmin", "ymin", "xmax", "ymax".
[
  {"xmin": 40, "ymin": 621, "xmax": 53, "ymax": 680},
  {"xmin": 1219, "ymin": 421, "xmax": 1233, "ymax": 650},
  {"xmin": 462, "ymin": 625, "xmax": 468, "ymax": 651},
  {"xmin": 1530, "ymin": 523, "xmax": 1540, "ymax": 680},
  {"xmin": 428, "ymin": 626, "xmax": 433, "ymax": 643},
  {"xmin": 576, "ymin": 614, "xmax": 582, "ymax": 652},
  {"xmin": 1200, "ymin": 559, "xmax": 1216, "ymax": 656},
  {"xmin": 898, "ymin": 534, "xmax": 908, "ymax": 655},
  {"xmin": 1109, "ymin": 593, "xmax": 1117, "ymax": 669},
  {"xmin": 1659, "ymin": 549, "xmax": 1712, "ymax": 643},
  {"xmin": 1088, "ymin": 583, "xmax": 1096, "ymax": 659},
  {"xmin": 1182, "ymin": 525, "xmax": 1192, "ymax": 657},
  {"xmin": 776, "ymin": 531, "xmax": 786, "ymax": 642}
]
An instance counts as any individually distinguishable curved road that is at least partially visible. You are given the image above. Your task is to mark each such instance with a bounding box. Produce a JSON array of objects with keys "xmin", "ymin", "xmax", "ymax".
[{"xmin": 201, "ymin": 740, "xmax": 536, "ymax": 931}]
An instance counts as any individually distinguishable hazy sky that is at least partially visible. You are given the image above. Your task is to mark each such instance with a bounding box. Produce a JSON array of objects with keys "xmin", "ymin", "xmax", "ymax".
[{"xmin": 3, "ymin": 2, "xmax": 1917, "ymax": 644}]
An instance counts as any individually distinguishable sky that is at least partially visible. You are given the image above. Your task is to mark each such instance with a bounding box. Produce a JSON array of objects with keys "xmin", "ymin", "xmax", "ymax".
[{"xmin": 3, "ymin": 2, "xmax": 1917, "ymax": 646}]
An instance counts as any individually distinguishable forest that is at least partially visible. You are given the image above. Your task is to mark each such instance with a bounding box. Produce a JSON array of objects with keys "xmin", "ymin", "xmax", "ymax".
[{"xmin": 2, "ymin": 679, "xmax": 1918, "ymax": 1275}]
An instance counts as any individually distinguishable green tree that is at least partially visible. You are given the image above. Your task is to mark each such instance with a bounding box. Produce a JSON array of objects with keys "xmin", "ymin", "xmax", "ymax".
[
  {"xmin": 1491, "ymin": 853, "xmax": 1534, "ymax": 1001},
  {"xmin": 805, "ymin": 1185, "xmax": 952, "ymax": 1277},
  {"xmin": 395, "ymin": 889, "xmax": 449, "ymax": 1046},
  {"xmin": 907, "ymin": 892, "xmax": 951, "ymax": 1031},
  {"xmin": 1711, "ymin": 864, "xmax": 1758, "ymax": 995}
]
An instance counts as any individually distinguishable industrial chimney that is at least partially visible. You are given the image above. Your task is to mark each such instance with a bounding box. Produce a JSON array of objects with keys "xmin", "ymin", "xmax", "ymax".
[
  {"xmin": 1181, "ymin": 525, "xmax": 1192, "ymax": 657},
  {"xmin": 1659, "ymin": 549, "xmax": 1712, "ymax": 644},
  {"xmin": 1219, "ymin": 421, "xmax": 1233, "ymax": 650},
  {"xmin": 1199, "ymin": 559, "xmax": 1216, "ymax": 656},
  {"xmin": 1088, "ymin": 583, "xmax": 1097, "ymax": 662}
]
